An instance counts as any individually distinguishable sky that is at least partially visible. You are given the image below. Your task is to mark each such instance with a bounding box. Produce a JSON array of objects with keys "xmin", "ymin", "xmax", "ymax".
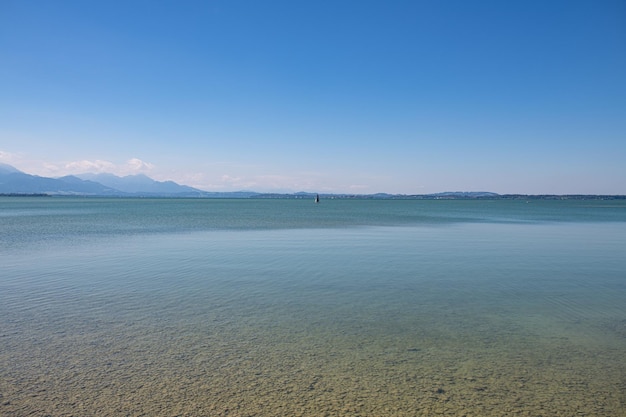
[{"xmin": 1, "ymin": 0, "xmax": 625, "ymax": 194}]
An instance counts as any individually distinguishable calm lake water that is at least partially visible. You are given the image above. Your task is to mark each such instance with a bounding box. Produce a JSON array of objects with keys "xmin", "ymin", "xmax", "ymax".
[{"xmin": 1, "ymin": 197, "xmax": 625, "ymax": 416}]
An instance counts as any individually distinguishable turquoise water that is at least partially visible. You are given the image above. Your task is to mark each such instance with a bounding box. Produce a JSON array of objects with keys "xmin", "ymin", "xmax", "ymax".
[{"xmin": 1, "ymin": 197, "xmax": 625, "ymax": 416}]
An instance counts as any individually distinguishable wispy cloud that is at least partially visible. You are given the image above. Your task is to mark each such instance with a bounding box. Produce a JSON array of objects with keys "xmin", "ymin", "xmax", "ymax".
[
  {"xmin": 64, "ymin": 159, "xmax": 116, "ymax": 173},
  {"xmin": 0, "ymin": 150, "xmax": 21, "ymax": 164},
  {"xmin": 125, "ymin": 158, "xmax": 155, "ymax": 173},
  {"xmin": 347, "ymin": 184, "xmax": 370, "ymax": 191},
  {"xmin": 197, "ymin": 172, "xmax": 340, "ymax": 192},
  {"xmin": 1, "ymin": 150, "xmax": 380, "ymax": 193},
  {"xmin": 63, "ymin": 158, "xmax": 155, "ymax": 176},
  {"xmin": 0, "ymin": 151, "xmax": 156, "ymax": 178}
]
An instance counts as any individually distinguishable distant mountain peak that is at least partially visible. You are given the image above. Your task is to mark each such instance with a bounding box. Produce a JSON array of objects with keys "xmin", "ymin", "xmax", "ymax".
[
  {"xmin": 0, "ymin": 163, "xmax": 22, "ymax": 174},
  {"xmin": 0, "ymin": 166, "xmax": 211, "ymax": 196},
  {"xmin": 74, "ymin": 172, "xmax": 203, "ymax": 195}
]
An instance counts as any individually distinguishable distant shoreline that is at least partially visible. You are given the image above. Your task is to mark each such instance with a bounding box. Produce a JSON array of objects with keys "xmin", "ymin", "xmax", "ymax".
[
  {"xmin": 2, "ymin": 193, "xmax": 625, "ymax": 200},
  {"xmin": 0, "ymin": 193, "xmax": 50, "ymax": 197}
]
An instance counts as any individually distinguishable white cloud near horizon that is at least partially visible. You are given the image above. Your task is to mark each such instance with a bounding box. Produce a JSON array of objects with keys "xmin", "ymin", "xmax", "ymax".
[
  {"xmin": 200, "ymin": 172, "xmax": 344, "ymax": 193},
  {"xmin": 63, "ymin": 158, "xmax": 155, "ymax": 176},
  {"xmin": 64, "ymin": 159, "xmax": 117, "ymax": 173},
  {"xmin": 0, "ymin": 150, "xmax": 21, "ymax": 165},
  {"xmin": 0, "ymin": 150, "xmax": 156, "ymax": 178},
  {"xmin": 125, "ymin": 158, "xmax": 155, "ymax": 173},
  {"xmin": 1, "ymin": 149, "xmax": 377, "ymax": 193}
]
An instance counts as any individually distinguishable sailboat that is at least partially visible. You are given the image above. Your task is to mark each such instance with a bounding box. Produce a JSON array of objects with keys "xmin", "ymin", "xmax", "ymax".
[{"xmin": 315, "ymin": 194, "xmax": 320, "ymax": 203}]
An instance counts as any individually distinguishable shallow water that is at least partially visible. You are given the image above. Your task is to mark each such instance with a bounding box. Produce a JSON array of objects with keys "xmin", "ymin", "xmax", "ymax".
[{"xmin": 1, "ymin": 198, "xmax": 625, "ymax": 416}]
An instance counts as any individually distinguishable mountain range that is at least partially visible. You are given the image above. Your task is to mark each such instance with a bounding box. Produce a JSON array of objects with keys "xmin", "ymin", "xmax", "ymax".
[
  {"xmin": 1, "ymin": 163, "xmax": 502, "ymax": 198},
  {"xmin": 3, "ymin": 164, "xmax": 621, "ymax": 199},
  {"xmin": 0, "ymin": 163, "xmax": 218, "ymax": 197}
]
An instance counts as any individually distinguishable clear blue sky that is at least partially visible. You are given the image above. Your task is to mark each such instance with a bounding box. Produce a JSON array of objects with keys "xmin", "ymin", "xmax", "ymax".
[{"xmin": 1, "ymin": 0, "xmax": 625, "ymax": 194}]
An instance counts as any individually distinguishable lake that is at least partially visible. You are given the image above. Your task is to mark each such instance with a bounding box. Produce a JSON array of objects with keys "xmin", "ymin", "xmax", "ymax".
[{"xmin": 1, "ymin": 197, "xmax": 625, "ymax": 416}]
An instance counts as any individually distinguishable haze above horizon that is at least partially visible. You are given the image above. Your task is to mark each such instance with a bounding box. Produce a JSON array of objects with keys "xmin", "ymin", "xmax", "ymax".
[{"xmin": 1, "ymin": 0, "xmax": 625, "ymax": 194}]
